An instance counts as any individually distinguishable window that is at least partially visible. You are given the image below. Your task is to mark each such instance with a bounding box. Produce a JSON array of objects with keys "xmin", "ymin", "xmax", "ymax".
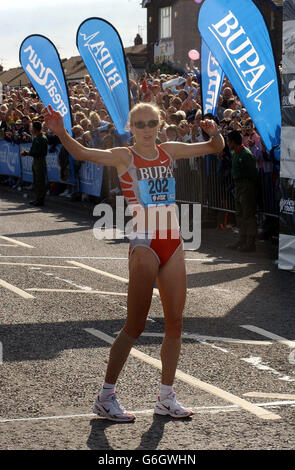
[{"xmin": 160, "ymin": 6, "xmax": 172, "ymax": 39}]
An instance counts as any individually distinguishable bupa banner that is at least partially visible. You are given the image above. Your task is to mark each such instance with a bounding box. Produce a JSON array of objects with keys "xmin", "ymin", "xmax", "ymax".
[
  {"xmin": 19, "ymin": 35, "xmax": 75, "ymax": 182},
  {"xmin": 201, "ymin": 39, "xmax": 224, "ymax": 116},
  {"xmin": 198, "ymin": 0, "xmax": 281, "ymax": 151},
  {"xmin": 77, "ymin": 18, "xmax": 130, "ymax": 141},
  {"xmin": 0, "ymin": 141, "xmax": 21, "ymax": 177}
]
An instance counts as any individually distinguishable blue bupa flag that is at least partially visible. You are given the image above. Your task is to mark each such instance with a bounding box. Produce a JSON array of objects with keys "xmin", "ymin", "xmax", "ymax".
[
  {"xmin": 198, "ymin": 0, "xmax": 281, "ymax": 151},
  {"xmin": 19, "ymin": 35, "xmax": 75, "ymax": 182},
  {"xmin": 77, "ymin": 18, "xmax": 130, "ymax": 141},
  {"xmin": 201, "ymin": 39, "xmax": 224, "ymax": 116}
]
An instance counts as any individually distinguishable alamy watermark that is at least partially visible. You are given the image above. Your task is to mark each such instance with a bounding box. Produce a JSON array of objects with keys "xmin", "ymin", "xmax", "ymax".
[
  {"xmin": 289, "ymin": 349, "xmax": 295, "ymax": 365},
  {"xmin": 92, "ymin": 196, "xmax": 201, "ymax": 251}
]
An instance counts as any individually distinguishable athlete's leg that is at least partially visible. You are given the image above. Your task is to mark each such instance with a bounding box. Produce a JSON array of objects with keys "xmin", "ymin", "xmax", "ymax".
[
  {"xmin": 104, "ymin": 246, "xmax": 159, "ymax": 384},
  {"xmin": 156, "ymin": 244, "xmax": 186, "ymax": 386}
]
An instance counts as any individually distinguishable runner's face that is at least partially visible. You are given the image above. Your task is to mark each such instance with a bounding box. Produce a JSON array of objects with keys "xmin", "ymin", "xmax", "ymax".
[{"xmin": 130, "ymin": 109, "xmax": 160, "ymax": 146}]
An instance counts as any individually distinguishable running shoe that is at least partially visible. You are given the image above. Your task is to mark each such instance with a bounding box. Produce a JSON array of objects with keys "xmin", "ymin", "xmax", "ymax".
[
  {"xmin": 154, "ymin": 391, "xmax": 194, "ymax": 418},
  {"xmin": 93, "ymin": 393, "xmax": 136, "ymax": 423}
]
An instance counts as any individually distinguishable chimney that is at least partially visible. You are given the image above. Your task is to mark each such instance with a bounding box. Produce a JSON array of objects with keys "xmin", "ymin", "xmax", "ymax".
[{"xmin": 134, "ymin": 34, "xmax": 143, "ymax": 46}]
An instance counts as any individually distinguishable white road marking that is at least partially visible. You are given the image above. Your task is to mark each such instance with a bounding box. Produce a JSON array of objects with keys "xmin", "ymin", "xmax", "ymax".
[
  {"xmin": 184, "ymin": 258, "xmax": 231, "ymax": 262},
  {"xmin": 0, "ymin": 262, "xmax": 80, "ymax": 269},
  {"xmin": 0, "ymin": 244, "xmax": 19, "ymax": 247},
  {"xmin": 0, "ymin": 278, "xmax": 34, "ymax": 299},
  {"xmin": 140, "ymin": 332, "xmax": 272, "ymax": 346},
  {"xmin": 67, "ymin": 260, "xmax": 160, "ymax": 296},
  {"xmin": 212, "ymin": 288, "xmax": 232, "ymax": 293},
  {"xmin": 244, "ymin": 392, "xmax": 295, "ymax": 400},
  {"xmin": 0, "ymin": 236, "xmax": 34, "ymax": 249},
  {"xmin": 114, "ymin": 331, "xmax": 232, "ymax": 354},
  {"xmin": 240, "ymin": 356, "xmax": 295, "ymax": 382},
  {"xmin": 27, "ymin": 288, "xmax": 128, "ymax": 296},
  {"xmin": 1, "ymin": 400, "xmax": 295, "ymax": 424},
  {"xmin": 0, "ymin": 256, "xmax": 128, "ymax": 259},
  {"xmin": 241, "ymin": 325, "xmax": 295, "ymax": 349},
  {"xmin": 0, "ymin": 255, "xmax": 230, "ymax": 263},
  {"xmin": 67, "ymin": 260, "xmax": 129, "ymax": 284},
  {"xmin": 84, "ymin": 328, "xmax": 281, "ymax": 420}
]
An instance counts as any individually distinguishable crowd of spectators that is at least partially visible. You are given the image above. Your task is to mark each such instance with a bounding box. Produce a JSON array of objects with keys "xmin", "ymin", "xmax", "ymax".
[{"xmin": 0, "ymin": 66, "xmax": 280, "ymax": 223}]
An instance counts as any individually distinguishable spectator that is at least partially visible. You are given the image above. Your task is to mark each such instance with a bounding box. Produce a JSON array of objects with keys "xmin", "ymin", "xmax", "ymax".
[
  {"xmin": 165, "ymin": 125, "xmax": 179, "ymax": 142},
  {"xmin": 226, "ymin": 130, "xmax": 258, "ymax": 253},
  {"xmin": 20, "ymin": 121, "xmax": 48, "ymax": 207},
  {"xmin": 221, "ymin": 86, "xmax": 234, "ymax": 108},
  {"xmin": 177, "ymin": 120, "xmax": 191, "ymax": 143},
  {"xmin": 72, "ymin": 125, "xmax": 84, "ymax": 140}
]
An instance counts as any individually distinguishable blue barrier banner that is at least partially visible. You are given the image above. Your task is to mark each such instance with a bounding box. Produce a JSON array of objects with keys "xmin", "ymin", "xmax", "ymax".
[
  {"xmin": 19, "ymin": 35, "xmax": 75, "ymax": 182},
  {"xmin": 46, "ymin": 145, "xmax": 64, "ymax": 183},
  {"xmin": 1, "ymin": 142, "xmax": 103, "ymax": 196},
  {"xmin": 0, "ymin": 141, "xmax": 21, "ymax": 177},
  {"xmin": 77, "ymin": 18, "xmax": 130, "ymax": 141},
  {"xmin": 19, "ymin": 143, "xmax": 33, "ymax": 182},
  {"xmin": 79, "ymin": 161, "xmax": 104, "ymax": 197},
  {"xmin": 201, "ymin": 39, "xmax": 224, "ymax": 116},
  {"xmin": 198, "ymin": 0, "xmax": 281, "ymax": 151}
]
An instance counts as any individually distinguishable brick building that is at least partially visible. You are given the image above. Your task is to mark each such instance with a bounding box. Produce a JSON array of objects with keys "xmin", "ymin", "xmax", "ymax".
[{"xmin": 141, "ymin": 0, "xmax": 283, "ymax": 70}]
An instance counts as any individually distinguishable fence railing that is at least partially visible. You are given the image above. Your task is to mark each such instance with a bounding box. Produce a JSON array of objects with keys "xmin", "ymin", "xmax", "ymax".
[{"xmin": 174, "ymin": 155, "xmax": 280, "ymax": 218}]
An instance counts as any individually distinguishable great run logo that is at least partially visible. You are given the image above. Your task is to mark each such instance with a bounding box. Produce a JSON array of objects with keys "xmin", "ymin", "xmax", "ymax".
[
  {"xmin": 204, "ymin": 51, "xmax": 223, "ymax": 114},
  {"xmin": 280, "ymin": 198, "xmax": 295, "ymax": 215},
  {"xmin": 209, "ymin": 10, "xmax": 274, "ymax": 111},
  {"xmin": 0, "ymin": 142, "xmax": 19, "ymax": 173},
  {"xmin": 22, "ymin": 45, "xmax": 68, "ymax": 117},
  {"xmin": 79, "ymin": 31, "xmax": 123, "ymax": 92}
]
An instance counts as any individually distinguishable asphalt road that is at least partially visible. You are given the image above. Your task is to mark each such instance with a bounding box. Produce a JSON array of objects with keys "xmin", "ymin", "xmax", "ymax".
[{"xmin": 0, "ymin": 186, "xmax": 295, "ymax": 453}]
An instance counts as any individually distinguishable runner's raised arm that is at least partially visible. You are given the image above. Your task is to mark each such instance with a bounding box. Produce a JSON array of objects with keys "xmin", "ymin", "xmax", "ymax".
[
  {"xmin": 44, "ymin": 105, "xmax": 125, "ymax": 169},
  {"xmin": 161, "ymin": 119, "xmax": 224, "ymax": 160}
]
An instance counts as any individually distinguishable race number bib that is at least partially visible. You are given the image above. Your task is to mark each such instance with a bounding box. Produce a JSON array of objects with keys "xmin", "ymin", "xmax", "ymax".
[{"xmin": 137, "ymin": 165, "xmax": 176, "ymax": 207}]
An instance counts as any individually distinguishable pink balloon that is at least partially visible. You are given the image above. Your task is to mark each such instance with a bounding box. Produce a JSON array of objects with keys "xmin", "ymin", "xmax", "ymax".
[
  {"xmin": 188, "ymin": 49, "xmax": 200, "ymax": 61},
  {"xmin": 194, "ymin": 0, "xmax": 203, "ymax": 3}
]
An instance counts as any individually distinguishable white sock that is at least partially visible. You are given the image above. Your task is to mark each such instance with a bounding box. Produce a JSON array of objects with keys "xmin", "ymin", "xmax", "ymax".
[
  {"xmin": 160, "ymin": 384, "xmax": 173, "ymax": 401},
  {"xmin": 99, "ymin": 382, "xmax": 116, "ymax": 401}
]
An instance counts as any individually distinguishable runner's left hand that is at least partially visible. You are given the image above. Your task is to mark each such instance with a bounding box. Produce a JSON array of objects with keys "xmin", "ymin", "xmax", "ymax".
[{"xmin": 200, "ymin": 119, "xmax": 218, "ymax": 137}]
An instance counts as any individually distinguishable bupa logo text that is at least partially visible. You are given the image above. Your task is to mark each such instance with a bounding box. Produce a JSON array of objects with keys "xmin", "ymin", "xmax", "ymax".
[
  {"xmin": 209, "ymin": 10, "xmax": 274, "ymax": 111},
  {"xmin": 22, "ymin": 45, "xmax": 68, "ymax": 117},
  {"xmin": 80, "ymin": 31, "xmax": 123, "ymax": 92}
]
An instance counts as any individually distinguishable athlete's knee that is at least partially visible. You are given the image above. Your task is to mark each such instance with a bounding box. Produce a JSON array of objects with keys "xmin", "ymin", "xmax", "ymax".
[
  {"xmin": 123, "ymin": 320, "xmax": 146, "ymax": 340},
  {"xmin": 164, "ymin": 316, "xmax": 183, "ymax": 339}
]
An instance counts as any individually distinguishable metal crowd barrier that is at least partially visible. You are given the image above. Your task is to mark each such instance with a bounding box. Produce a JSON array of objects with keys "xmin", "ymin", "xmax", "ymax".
[{"xmin": 174, "ymin": 155, "xmax": 280, "ymax": 218}]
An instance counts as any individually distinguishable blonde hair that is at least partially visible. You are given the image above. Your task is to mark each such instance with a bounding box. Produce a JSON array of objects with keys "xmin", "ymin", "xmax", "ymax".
[
  {"xmin": 129, "ymin": 102, "xmax": 161, "ymax": 126},
  {"xmin": 72, "ymin": 125, "xmax": 84, "ymax": 138},
  {"xmin": 89, "ymin": 111, "xmax": 101, "ymax": 126}
]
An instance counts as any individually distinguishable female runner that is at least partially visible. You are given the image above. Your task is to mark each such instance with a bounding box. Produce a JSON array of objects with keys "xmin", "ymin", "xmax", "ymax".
[{"xmin": 45, "ymin": 102, "xmax": 224, "ymax": 422}]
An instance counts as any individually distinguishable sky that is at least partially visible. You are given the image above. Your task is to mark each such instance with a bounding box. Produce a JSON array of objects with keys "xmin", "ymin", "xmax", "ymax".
[{"xmin": 0, "ymin": 0, "xmax": 147, "ymax": 70}]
